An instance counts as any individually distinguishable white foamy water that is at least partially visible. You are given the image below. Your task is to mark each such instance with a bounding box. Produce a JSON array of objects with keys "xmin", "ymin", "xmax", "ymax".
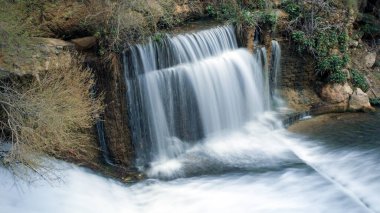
[{"xmin": 1, "ymin": 119, "xmax": 380, "ymax": 213}]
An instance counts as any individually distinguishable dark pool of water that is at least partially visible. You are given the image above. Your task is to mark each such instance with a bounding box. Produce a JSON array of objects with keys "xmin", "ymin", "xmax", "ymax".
[{"xmin": 292, "ymin": 110, "xmax": 380, "ymax": 150}]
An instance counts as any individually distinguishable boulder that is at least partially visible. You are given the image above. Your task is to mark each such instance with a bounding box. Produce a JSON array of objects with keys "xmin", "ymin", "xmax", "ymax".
[
  {"xmin": 342, "ymin": 69, "xmax": 351, "ymax": 80},
  {"xmin": 364, "ymin": 52, "xmax": 376, "ymax": 68},
  {"xmin": 70, "ymin": 36, "xmax": 97, "ymax": 50},
  {"xmin": 320, "ymin": 83, "xmax": 353, "ymax": 104},
  {"xmin": 348, "ymin": 88, "xmax": 375, "ymax": 111},
  {"xmin": 349, "ymin": 40, "xmax": 359, "ymax": 48}
]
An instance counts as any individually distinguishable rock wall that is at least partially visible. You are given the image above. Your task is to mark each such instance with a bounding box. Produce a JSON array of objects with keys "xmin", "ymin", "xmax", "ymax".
[
  {"xmin": 87, "ymin": 53, "xmax": 134, "ymax": 168},
  {"xmin": 276, "ymin": 38, "xmax": 322, "ymax": 112}
]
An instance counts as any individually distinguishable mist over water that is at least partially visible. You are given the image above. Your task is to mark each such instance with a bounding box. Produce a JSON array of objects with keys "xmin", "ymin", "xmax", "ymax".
[{"xmin": 1, "ymin": 25, "xmax": 380, "ymax": 213}]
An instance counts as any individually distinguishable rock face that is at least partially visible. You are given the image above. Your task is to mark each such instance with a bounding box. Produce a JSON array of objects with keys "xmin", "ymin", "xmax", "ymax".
[
  {"xmin": 349, "ymin": 88, "xmax": 374, "ymax": 111},
  {"xmin": 320, "ymin": 83, "xmax": 353, "ymax": 104},
  {"xmin": 0, "ymin": 38, "xmax": 75, "ymax": 78},
  {"xmin": 92, "ymin": 53, "xmax": 134, "ymax": 167},
  {"xmin": 70, "ymin": 36, "xmax": 97, "ymax": 50},
  {"xmin": 365, "ymin": 52, "xmax": 377, "ymax": 68},
  {"xmin": 278, "ymin": 39, "xmax": 322, "ymax": 111}
]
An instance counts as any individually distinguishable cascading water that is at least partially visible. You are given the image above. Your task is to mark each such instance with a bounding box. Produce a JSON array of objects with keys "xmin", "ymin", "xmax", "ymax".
[
  {"xmin": 1, "ymin": 25, "xmax": 380, "ymax": 213},
  {"xmin": 124, "ymin": 25, "xmax": 269, "ymax": 170},
  {"xmin": 95, "ymin": 119, "xmax": 114, "ymax": 165},
  {"xmin": 269, "ymin": 40, "xmax": 287, "ymax": 111}
]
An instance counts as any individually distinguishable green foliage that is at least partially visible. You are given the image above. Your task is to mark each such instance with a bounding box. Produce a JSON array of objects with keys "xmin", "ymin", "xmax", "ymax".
[
  {"xmin": 284, "ymin": 1, "xmax": 352, "ymax": 83},
  {"xmin": 152, "ymin": 32, "xmax": 165, "ymax": 42},
  {"xmin": 318, "ymin": 55, "xmax": 345, "ymax": 74},
  {"xmin": 369, "ymin": 98, "xmax": 380, "ymax": 106},
  {"xmin": 291, "ymin": 28, "xmax": 348, "ymax": 58},
  {"xmin": 206, "ymin": 4, "xmax": 217, "ymax": 17},
  {"xmin": 253, "ymin": 0, "xmax": 266, "ymax": 9},
  {"xmin": 358, "ymin": 13, "xmax": 380, "ymax": 38},
  {"xmin": 282, "ymin": 0, "xmax": 301, "ymax": 19},
  {"xmin": 316, "ymin": 54, "xmax": 350, "ymax": 83},
  {"xmin": 337, "ymin": 32, "xmax": 349, "ymax": 52},
  {"xmin": 239, "ymin": 10, "xmax": 258, "ymax": 27},
  {"xmin": 260, "ymin": 11, "xmax": 277, "ymax": 27},
  {"xmin": 291, "ymin": 31, "xmax": 313, "ymax": 52},
  {"xmin": 244, "ymin": 0, "xmax": 267, "ymax": 9},
  {"xmin": 329, "ymin": 70, "xmax": 347, "ymax": 84},
  {"xmin": 206, "ymin": 1, "xmax": 277, "ymax": 29},
  {"xmin": 206, "ymin": 1, "xmax": 240, "ymax": 21},
  {"xmin": 351, "ymin": 69, "xmax": 369, "ymax": 92},
  {"xmin": 315, "ymin": 30, "xmax": 338, "ymax": 57}
]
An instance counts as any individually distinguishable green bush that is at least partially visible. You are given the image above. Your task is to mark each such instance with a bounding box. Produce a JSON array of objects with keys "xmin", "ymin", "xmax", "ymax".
[
  {"xmin": 291, "ymin": 31, "xmax": 314, "ymax": 52},
  {"xmin": 282, "ymin": 0, "xmax": 301, "ymax": 19},
  {"xmin": 152, "ymin": 32, "xmax": 165, "ymax": 42},
  {"xmin": 243, "ymin": 0, "xmax": 267, "ymax": 9},
  {"xmin": 317, "ymin": 54, "xmax": 348, "ymax": 75},
  {"xmin": 284, "ymin": 1, "xmax": 352, "ymax": 83},
  {"xmin": 206, "ymin": 1, "xmax": 240, "ymax": 21},
  {"xmin": 359, "ymin": 13, "xmax": 380, "ymax": 38},
  {"xmin": 206, "ymin": 2, "xmax": 277, "ymax": 30},
  {"xmin": 261, "ymin": 11, "xmax": 277, "ymax": 27},
  {"xmin": 329, "ymin": 70, "xmax": 347, "ymax": 84},
  {"xmin": 370, "ymin": 98, "xmax": 380, "ymax": 105},
  {"xmin": 351, "ymin": 69, "xmax": 369, "ymax": 92}
]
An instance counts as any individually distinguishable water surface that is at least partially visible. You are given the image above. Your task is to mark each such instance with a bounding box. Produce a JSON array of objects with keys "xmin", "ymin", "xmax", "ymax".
[{"xmin": 1, "ymin": 111, "xmax": 380, "ymax": 213}]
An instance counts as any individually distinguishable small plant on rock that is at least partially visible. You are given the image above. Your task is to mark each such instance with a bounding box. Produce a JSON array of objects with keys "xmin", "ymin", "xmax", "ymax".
[{"xmin": 351, "ymin": 69, "xmax": 369, "ymax": 92}]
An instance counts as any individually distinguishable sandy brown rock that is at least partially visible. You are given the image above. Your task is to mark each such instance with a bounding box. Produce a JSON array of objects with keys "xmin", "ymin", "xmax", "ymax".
[
  {"xmin": 320, "ymin": 83, "xmax": 353, "ymax": 104},
  {"xmin": 365, "ymin": 52, "xmax": 377, "ymax": 68},
  {"xmin": 71, "ymin": 36, "xmax": 97, "ymax": 50},
  {"xmin": 0, "ymin": 37, "xmax": 75, "ymax": 78},
  {"xmin": 349, "ymin": 88, "xmax": 374, "ymax": 111}
]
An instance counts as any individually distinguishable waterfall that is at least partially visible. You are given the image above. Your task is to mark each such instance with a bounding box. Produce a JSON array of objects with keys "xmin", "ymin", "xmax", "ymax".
[
  {"xmin": 3, "ymin": 25, "xmax": 380, "ymax": 213},
  {"xmin": 123, "ymin": 25, "xmax": 270, "ymax": 169},
  {"xmin": 96, "ymin": 119, "xmax": 114, "ymax": 165},
  {"xmin": 254, "ymin": 47, "xmax": 271, "ymax": 110},
  {"xmin": 270, "ymin": 40, "xmax": 285, "ymax": 109}
]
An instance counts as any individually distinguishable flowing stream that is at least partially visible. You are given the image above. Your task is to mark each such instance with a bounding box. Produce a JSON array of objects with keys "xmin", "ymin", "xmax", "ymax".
[{"xmin": 1, "ymin": 25, "xmax": 380, "ymax": 213}]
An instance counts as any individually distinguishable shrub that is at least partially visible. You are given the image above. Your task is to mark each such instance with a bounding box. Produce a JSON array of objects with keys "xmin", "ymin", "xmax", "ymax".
[
  {"xmin": 0, "ymin": 55, "xmax": 103, "ymax": 177},
  {"xmin": 284, "ymin": 1, "xmax": 352, "ymax": 83},
  {"xmin": 282, "ymin": 0, "xmax": 301, "ymax": 19},
  {"xmin": 351, "ymin": 69, "xmax": 369, "ymax": 92},
  {"xmin": 359, "ymin": 13, "xmax": 380, "ymax": 39},
  {"xmin": 329, "ymin": 70, "xmax": 347, "ymax": 84},
  {"xmin": 244, "ymin": 0, "xmax": 267, "ymax": 10},
  {"xmin": 317, "ymin": 54, "xmax": 348, "ymax": 74},
  {"xmin": 370, "ymin": 98, "xmax": 380, "ymax": 106},
  {"xmin": 206, "ymin": 1, "xmax": 277, "ymax": 31},
  {"xmin": 260, "ymin": 11, "xmax": 278, "ymax": 27}
]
